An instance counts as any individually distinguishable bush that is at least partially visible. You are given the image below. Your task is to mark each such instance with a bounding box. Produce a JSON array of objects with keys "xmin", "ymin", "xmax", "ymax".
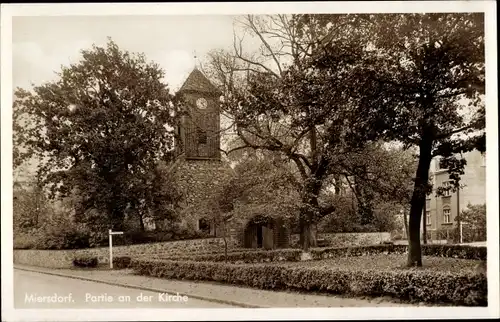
[
  {"xmin": 13, "ymin": 231, "xmax": 41, "ymax": 249},
  {"xmin": 160, "ymin": 244, "xmax": 486, "ymax": 263},
  {"xmin": 421, "ymin": 244, "xmax": 486, "ymax": 260},
  {"xmin": 162, "ymin": 248, "xmax": 302, "ymax": 263},
  {"xmin": 113, "ymin": 228, "xmax": 211, "ymax": 246},
  {"xmin": 131, "ymin": 258, "xmax": 487, "ymax": 306},
  {"xmin": 315, "ymin": 244, "xmax": 487, "ymax": 261},
  {"xmin": 113, "ymin": 256, "xmax": 132, "ymax": 269},
  {"xmin": 37, "ymin": 227, "xmax": 91, "ymax": 250},
  {"xmin": 73, "ymin": 256, "xmax": 98, "ymax": 268}
]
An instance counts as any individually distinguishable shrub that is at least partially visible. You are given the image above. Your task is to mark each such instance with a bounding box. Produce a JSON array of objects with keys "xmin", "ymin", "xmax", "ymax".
[
  {"xmin": 131, "ymin": 258, "xmax": 487, "ymax": 306},
  {"xmin": 456, "ymin": 203, "xmax": 486, "ymax": 242},
  {"xmin": 314, "ymin": 244, "xmax": 487, "ymax": 260},
  {"xmin": 421, "ymin": 244, "xmax": 486, "ymax": 260},
  {"xmin": 113, "ymin": 228, "xmax": 212, "ymax": 247},
  {"xmin": 161, "ymin": 248, "xmax": 302, "ymax": 263},
  {"xmin": 113, "ymin": 256, "xmax": 132, "ymax": 269},
  {"xmin": 37, "ymin": 227, "xmax": 91, "ymax": 250},
  {"xmin": 160, "ymin": 244, "xmax": 486, "ymax": 263},
  {"xmin": 73, "ymin": 256, "xmax": 98, "ymax": 268},
  {"xmin": 13, "ymin": 231, "xmax": 41, "ymax": 249}
]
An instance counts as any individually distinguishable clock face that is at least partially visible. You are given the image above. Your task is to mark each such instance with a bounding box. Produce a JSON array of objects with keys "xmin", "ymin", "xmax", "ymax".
[{"xmin": 196, "ymin": 97, "xmax": 208, "ymax": 109}]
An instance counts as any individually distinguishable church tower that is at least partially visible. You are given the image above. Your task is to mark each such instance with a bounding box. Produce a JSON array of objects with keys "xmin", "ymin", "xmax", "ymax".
[
  {"xmin": 176, "ymin": 67, "xmax": 221, "ymax": 160},
  {"xmin": 174, "ymin": 67, "xmax": 230, "ymax": 236}
]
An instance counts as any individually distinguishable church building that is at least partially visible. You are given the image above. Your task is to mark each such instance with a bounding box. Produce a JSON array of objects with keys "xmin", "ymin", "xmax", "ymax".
[{"xmin": 173, "ymin": 67, "xmax": 291, "ymax": 249}]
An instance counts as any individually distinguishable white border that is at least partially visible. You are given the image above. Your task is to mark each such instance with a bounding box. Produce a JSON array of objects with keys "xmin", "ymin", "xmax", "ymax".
[{"xmin": 1, "ymin": 1, "xmax": 498, "ymax": 321}]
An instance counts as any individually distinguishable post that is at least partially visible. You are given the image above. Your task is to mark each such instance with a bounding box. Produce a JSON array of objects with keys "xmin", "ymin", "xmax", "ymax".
[
  {"xmin": 460, "ymin": 222, "xmax": 463, "ymax": 244},
  {"xmin": 109, "ymin": 229, "xmax": 113, "ymax": 269},
  {"xmin": 109, "ymin": 229, "xmax": 124, "ymax": 269}
]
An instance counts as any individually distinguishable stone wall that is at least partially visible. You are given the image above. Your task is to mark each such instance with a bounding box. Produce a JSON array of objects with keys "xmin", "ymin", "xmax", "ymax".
[
  {"xmin": 175, "ymin": 159, "xmax": 233, "ymax": 231},
  {"xmin": 14, "ymin": 237, "xmax": 239, "ymax": 268},
  {"xmin": 290, "ymin": 232, "xmax": 391, "ymax": 248}
]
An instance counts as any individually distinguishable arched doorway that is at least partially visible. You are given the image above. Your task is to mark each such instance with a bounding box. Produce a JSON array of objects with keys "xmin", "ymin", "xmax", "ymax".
[{"xmin": 243, "ymin": 215, "xmax": 289, "ymax": 249}]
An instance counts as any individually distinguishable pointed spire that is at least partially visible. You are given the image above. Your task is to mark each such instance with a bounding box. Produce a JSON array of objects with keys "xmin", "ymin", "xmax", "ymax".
[
  {"xmin": 193, "ymin": 50, "xmax": 199, "ymax": 70},
  {"xmin": 178, "ymin": 67, "xmax": 220, "ymax": 95}
]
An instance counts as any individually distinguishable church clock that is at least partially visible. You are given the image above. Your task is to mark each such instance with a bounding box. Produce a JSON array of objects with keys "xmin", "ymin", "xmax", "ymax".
[{"xmin": 196, "ymin": 97, "xmax": 208, "ymax": 110}]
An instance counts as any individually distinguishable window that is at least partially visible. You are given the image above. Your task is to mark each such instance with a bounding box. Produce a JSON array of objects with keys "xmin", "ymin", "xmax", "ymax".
[
  {"xmin": 198, "ymin": 218, "xmax": 211, "ymax": 234},
  {"xmin": 443, "ymin": 208, "xmax": 451, "ymax": 224},
  {"xmin": 435, "ymin": 157, "xmax": 448, "ymax": 171},
  {"xmin": 442, "ymin": 181, "xmax": 452, "ymax": 197},
  {"xmin": 426, "ymin": 211, "xmax": 431, "ymax": 225},
  {"xmin": 197, "ymin": 129, "xmax": 207, "ymax": 144},
  {"xmin": 435, "ymin": 157, "xmax": 441, "ymax": 171}
]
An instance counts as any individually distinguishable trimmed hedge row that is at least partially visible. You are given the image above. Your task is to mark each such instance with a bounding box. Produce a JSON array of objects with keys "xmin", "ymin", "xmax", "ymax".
[
  {"xmin": 113, "ymin": 256, "xmax": 132, "ymax": 269},
  {"xmin": 72, "ymin": 256, "xmax": 98, "ymax": 268},
  {"xmin": 71, "ymin": 256, "xmax": 133, "ymax": 269},
  {"xmin": 158, "ymin": 244, "xmax": 486, "ymax": 263},
  {"xmin": 160, "ymin": 248, "xmax": 301, "ymax": 263},
  {"xmin": 421, "ymin": 244, "xmax": 486, "ymax": 260},
  {"xmin": 131, "ymin": 258, "xmax": 487, "ymax": 306}
]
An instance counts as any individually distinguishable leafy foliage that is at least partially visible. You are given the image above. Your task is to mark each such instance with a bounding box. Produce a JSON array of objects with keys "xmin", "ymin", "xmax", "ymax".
[
  {"xmin": 456, "ymin": 203, "xmax": 487, "ymax": 242},
  {"xmin": 351, "ymin": 13, "xmax": 486, "ymax": 266},
  {"xmin": 13, "ymin": 39, "xmax": 181, "ymax": 230},
  {"xmin": 13, "ymin": 181, "xmax": 46, "ymax": 232},
  {"xmin": 207, "ymin": 15, "xmax": 395, "ymax": 250},
  {"xmin": 301, "ymin": 13, "xmax": 485, "ymax": 265}
]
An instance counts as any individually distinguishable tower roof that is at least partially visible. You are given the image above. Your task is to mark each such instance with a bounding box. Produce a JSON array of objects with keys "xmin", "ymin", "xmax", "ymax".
[{"xmin": 178, "ymin": 67, "xmax": 221, "ymax": 95}]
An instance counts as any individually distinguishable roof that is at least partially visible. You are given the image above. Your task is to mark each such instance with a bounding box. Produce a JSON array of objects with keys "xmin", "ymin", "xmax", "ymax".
[{"xmin": 177, "ymin": 67, "xmax": 221, "ymax": 95}]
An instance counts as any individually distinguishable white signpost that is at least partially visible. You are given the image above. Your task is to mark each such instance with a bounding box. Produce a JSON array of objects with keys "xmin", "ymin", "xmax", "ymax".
[{"xmin": 109, "ymin": 229, "xmax": 123, "ymax": 269}]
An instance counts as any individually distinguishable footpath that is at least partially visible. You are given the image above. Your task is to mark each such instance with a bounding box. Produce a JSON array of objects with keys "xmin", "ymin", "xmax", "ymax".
[{"xmin": 14, "ymin": 264, "xmax": 417, "ymax": 308}]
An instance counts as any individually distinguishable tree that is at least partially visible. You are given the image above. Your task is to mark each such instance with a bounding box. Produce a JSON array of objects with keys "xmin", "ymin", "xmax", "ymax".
[
  {"xmin": 13, "ymin": 180, "xmax": 45, "ymax": 232},
  {"xmin": 456, "ymin": 203, "xmax": 486, "ymax": 242},
  {"xmin": 13, "ymin": 39, "xmax": 181, "ymax": 231},
  {"xmin": 207, "ymin": 154, "xmax": 302, "ymax": 257},
  {"xmin": 357, "ymin": 13, "xmax": 485, "ymax": 266},
  {"xmin": 207, "ymin": 15, "xmax": 382, "ymax": 251},
  {"xmin": 318, "ymin": 143, "xmax": 417, "ymax": 234}
]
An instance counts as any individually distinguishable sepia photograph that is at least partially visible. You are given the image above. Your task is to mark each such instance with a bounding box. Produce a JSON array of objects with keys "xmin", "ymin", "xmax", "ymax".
[{"xmin": 1, "ymin": 1, "xmax": 498, "ymax": 321}]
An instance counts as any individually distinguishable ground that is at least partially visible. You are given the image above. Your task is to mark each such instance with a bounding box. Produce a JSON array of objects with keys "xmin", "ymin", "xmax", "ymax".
[
  {"xmin": 14, "ymin": 269, "xmax": 231, "ymax": 308},
  {"xmin": 14, "ymin": 265, "xmax": 420, "ymax": 308},
  {"xmin": 268, "ymin": 254, "xmax": 481, "ymax": 274}
]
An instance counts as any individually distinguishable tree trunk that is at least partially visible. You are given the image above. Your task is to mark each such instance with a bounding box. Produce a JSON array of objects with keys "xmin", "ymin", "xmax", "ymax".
[
  {"xmin": 407, "ymin": 134, "xmax": 433, "ymax": 267},
  {"xmin": 302, "ymin": 222, "xmax": 311, "ymax": 251},
  {"xmin": 422, "ymin": 198, "xmax": 427, "ymax": 244},
  {"xmin": 139, "ymin": 213, "xmax": 145, "ymax": 232},
  {"xmin": 333, "ymin": 174, "xmax": 342, "ymax": 195},
  {"xmin": 403, "ymin": 211, "xmax": 409, "ymax": 239},
  {"xmin": 110, "ymin": 204, "xmax": 125, "ymax": 231},
  {"xmin": 222, "ymin": 221, "xmax": 228, "ymax": 262}
]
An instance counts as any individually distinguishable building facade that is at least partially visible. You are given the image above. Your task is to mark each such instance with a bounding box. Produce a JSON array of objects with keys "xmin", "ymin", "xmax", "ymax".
[{"xmin": 425, "ymin": 150, "xmax": 486, "ymax": 238}]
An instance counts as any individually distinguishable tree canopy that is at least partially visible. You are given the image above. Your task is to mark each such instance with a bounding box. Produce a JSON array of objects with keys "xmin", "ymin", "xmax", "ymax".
[
  {"xmin": 13, "ymin": 39, "xmax": 182, "ymax": 230},
  {"xmin": 205, "ymin": 13, "xmax": 485, "ymax": 262}
]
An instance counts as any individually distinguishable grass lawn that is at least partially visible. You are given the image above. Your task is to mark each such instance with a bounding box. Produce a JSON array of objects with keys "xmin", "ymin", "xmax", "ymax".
[{"xmin": 268, "ymin": 254, "xmax": 482, "ymax": 274}]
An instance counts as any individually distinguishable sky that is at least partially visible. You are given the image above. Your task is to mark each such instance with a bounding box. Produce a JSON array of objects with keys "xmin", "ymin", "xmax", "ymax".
[
  {"xmin": 12, "ymin": 15, "xmax": 241, "ymax": 92},
  {"xmin": 13, "ymin": 15, "xmax": 252, "ymax": 180}
]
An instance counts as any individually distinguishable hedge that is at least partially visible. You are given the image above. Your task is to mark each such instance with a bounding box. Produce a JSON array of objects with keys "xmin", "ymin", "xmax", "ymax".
[
  {"xmin": 158, "ymin": 244, "xmax": 486, "ymax": 263},
  {"xmin": 131, "ymin": 258, "xmax": 487, "ymax": 306},
  {"xmin": 73, "ymin": 256, "xmax": 98, "ymax": 268},
  {"xmin": 113, "ymin": 256, "xmax": 132, "ymax": 269}
]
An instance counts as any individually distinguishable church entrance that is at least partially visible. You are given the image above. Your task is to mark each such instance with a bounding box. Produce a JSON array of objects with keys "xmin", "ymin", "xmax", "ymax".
[{"xmin": 243, "ymin": 216, "xmax": 289, "ymax": 249}]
